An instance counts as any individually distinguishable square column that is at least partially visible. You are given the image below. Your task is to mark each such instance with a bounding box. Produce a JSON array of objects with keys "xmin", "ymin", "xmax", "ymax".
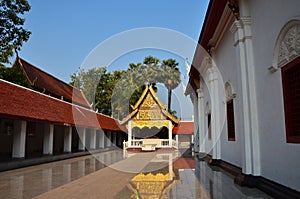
[
  {"xmin": 90, "ymin": 129, "xmax": 96, "ymax": 149},
  {"xmin": 64, "ymin": 126, "xmax": 72, "ymax": 153},
  {"xmin": 168, "ymin": 120, "xmax": 172, "ymax": 147},
  {"xmin": 43, "ymin": 124, "xmax": 54, "ymax": 155},
  {"xmin": 12, "ymin": 120, "xmax": 27, "ymax": 158},
  {"xmin": 197, "ymin": 88, "xmax": 206, "ymax": 153},
  {"xmin": 193, "ymin": 94, "xmax": 200, "ymax": 153},
  {"xmin": 78, "ymin": 128, "xmax": 86, "ymax": 151},
  {"xmin": 230, "ymin": 18, "xmax": 261, "ymax": 175},
  {"xmin": 99, "ymin": 131, "xmax": 105, "ymax": 148},
  {"xmin": 128, "ymin": 121, "xmax": 132, "ymax": 147}
]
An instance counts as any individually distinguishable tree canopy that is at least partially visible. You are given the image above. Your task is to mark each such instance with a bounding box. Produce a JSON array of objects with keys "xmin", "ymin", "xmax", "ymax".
[
  {"xmin": 0, "ymin": 0, "xmax": 31, "ymax": 65},
  {"xmin": 70, "ymin": 56, "xmax": 181, "ymax": 120}
]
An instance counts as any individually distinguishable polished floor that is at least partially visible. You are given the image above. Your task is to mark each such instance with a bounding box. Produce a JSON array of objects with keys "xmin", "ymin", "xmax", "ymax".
[{"xmin": 0, "ymin": 150, "xmax": 272, "ymax": 199}]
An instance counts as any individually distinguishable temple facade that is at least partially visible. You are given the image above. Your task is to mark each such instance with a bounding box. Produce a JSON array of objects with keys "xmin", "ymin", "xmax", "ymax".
[
  {"xmin": 121, "ymin": 85, "xmax": 192, "ymax": 151},
  {"xmin": 186, "ymin": 0, "xmax": 300, "ymax": 196}
]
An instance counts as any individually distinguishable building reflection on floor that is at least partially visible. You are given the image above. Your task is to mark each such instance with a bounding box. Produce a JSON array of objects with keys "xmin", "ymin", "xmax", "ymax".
[
  {"xmin": 0, "ymin": 150, "xmax": 272, "ymax": 199},
  {"xmin": 115, "ymin": 151, "xmax": 271, "ymax": 199}
]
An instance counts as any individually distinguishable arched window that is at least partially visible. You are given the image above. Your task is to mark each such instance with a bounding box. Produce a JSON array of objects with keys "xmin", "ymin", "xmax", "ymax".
[
  {"xmin": 276, "ymin": 20, "xmax": 300, "ymax": 143},
  {"xmin": 273, "ymin": 20, "xmax": 300, "ymax": 69},
  {"xmin": 225, "ymin": 82, "xmax": 236, "ymax": 141}
]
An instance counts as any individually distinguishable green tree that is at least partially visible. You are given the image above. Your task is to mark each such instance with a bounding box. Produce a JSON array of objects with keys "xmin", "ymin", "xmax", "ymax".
[
  {"xmin": 113, "ymin": 56, "xmax": 181, "ymax": 119},
  {"xmin": 0, "ymin": 62, "xmax": 29, "ymax": 87},
  {"xmin": 162, "ymin": 59, "xmax": 181, "ymax": 111},
  {"xmin": 70, "ymin": 67, "xmax": 125, "ymax": 116},
  {"xmin": 0, "ymin": 0, "xmax": 31, "ymax": 65}
]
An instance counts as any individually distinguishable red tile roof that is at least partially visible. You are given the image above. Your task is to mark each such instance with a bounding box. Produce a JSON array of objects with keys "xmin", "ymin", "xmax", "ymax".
[
  {"xmin": 172, "ymin": 121, "xmax": 194, "ymax": 135},
  {"xmin": 15, "ymin": 58, "xmax": 90, "ymax": 109},
  {"xmin": 0, "ymin": 80, "xmax": 126, "ymax": 132}
]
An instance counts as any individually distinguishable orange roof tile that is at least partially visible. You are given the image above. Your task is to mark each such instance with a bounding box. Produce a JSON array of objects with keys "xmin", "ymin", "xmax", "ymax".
[
  {"xmin": 15, "ymin": 58, "xmax": 90, "ymax": 109},
  {"xmin": 0, "ymin": 80, "xmax": 125, "ymax": 132}
]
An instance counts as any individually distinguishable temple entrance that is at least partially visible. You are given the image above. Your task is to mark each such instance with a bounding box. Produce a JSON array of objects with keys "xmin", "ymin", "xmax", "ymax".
[{"xmin": 121, "ymin": 86, "xmax": 180, "ymax": 151}]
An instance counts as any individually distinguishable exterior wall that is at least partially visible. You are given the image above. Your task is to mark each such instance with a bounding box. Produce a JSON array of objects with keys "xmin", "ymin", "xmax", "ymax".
[
  {"xmin": 192, "ymin": 0, "xmax": 300, "ymax": 191},
  {"xmin": 213, "ymin": 28, "xmax": 242, "ymax": 168},
  {"xmin": 246, "ymin": 0, "xmax": 300, "ymax": 191}
]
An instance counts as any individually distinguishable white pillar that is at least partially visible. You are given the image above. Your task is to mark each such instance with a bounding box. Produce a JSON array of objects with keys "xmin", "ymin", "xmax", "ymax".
[
  {"xmin": 198, "ymin": 88, "xmax": 206, "ymax": 153},
  {"xmin": 128, "ymin": 121, "xmax": 132, "ymax": 147},
  {"xmin": 78, "ymin": 128, "xmax": 86, "ymax": 151},
  {"xmin": 193, "ymin": 94, "xmax": 199, "ymax": 153},
  {"xmin": 168, "ymin": 120, "xmax": 172, "ymax": 147},
  {"xmin": 63, "ymin": 126, "xmax": 72, "ymax": 153},
  {"xmin": 230, "ymin": 17, "xmax": 261, "ymax": 175},
  {"xmin": 43, "ymin": 124, "xmax": 54, "ymax": 155},
  {"xmin": 208, "ymin": 67, "xmax": 221, "ymax": 160},
  {"xmin": 99, "ymin": 131, "xmax": 105, "ymax": 148},
  {"xmin": 175, "ymin": 134, "xmax": 179, "ymax": 149},
  {"xmin": 12, "ymin": 121, "xmax": 27, "ymax": 158},
  {"xmin": 90, "ymin": 129, "xmax": 96, "ymax": 150}
]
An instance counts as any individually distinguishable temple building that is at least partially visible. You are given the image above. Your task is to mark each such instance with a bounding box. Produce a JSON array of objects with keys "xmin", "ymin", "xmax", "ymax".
[
  {"xmin": 0, "ymin": 57, "xmax": 126, "ymax": 165},
  {"xmin": 121, "ymin": 85, "xmax": 193, "ymax": 151},
  {"xmin": 186, "ymin": 0, "xmax": 300, "ymax": 197}
]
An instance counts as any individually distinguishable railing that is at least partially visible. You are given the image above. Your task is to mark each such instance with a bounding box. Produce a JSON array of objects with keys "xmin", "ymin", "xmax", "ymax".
[
  {"xmin": 123, "ymin": 139, "xmax": 179, "ymax": 150},
  {"xmin": 172, "ymin": 140, "xmax": 178, "ymax": 149}
]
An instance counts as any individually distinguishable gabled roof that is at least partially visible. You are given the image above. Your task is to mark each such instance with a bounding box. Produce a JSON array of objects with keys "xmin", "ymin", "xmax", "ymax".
[
  {"xmin": 120, "ymin": 85, "xmax": 179, "ymax": 125},
  {"xmin": 0, "ymin": 79, "xmax": 126, "ymax": 132},
  {"xmin": 14, "ymin": 58, "xmax": 90, "ymax": 109},
  {"xmin": 172, "ymin": 121, "xmax": 194, "ymax": 135}
]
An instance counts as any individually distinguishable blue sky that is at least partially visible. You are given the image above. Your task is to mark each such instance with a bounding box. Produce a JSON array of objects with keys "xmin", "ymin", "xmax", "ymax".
[{"xmin": 17, "ymin": 0, "xmax": 209, "ymax": 120}]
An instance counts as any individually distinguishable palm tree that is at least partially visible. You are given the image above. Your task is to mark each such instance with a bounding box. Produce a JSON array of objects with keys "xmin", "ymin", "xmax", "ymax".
[{"xmin": 162, "ymin": 59, "xmax": 181, "ymax": 112}]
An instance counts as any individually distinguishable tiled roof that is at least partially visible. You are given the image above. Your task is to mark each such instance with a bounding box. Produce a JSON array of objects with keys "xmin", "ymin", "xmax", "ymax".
[
  {"xmin": 15, "ymin": 58, "xmax": 90, "ymax": 109},
  {"xmin": 172, "ymin": 121, "xmax": 194, "ymax": 135},
  {"xmin": 0, "ymin": 80, "xmax": 125, "ymax": 132}
]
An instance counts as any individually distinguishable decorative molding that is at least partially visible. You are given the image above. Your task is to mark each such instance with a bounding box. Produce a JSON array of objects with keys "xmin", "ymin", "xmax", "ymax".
[
  {"xmin": 277, "ymin": 23, "xmax": 300, "ymax": 68},
  {"xmin": 225, "ymin": 82, "xmax": 236, "ymax": 101},
  {"xmin": 268, "ymin": 65, "xmax": 277, "ymax": 73}
]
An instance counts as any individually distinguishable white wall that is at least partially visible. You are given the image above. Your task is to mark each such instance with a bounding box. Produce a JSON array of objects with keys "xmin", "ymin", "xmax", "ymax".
[
  {"xmin": 213, "ymin": 28, "xmax": 242, "ymax": 168},
  {"xmin": 247, "ymin": 0, "xmax": 300, "ymax": 191}
]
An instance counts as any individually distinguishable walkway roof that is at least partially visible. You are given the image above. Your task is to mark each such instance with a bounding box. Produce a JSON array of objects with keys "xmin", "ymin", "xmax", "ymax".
[{"xmin": 0, "ymin": 79, "xmax": 126, "ymax": 132}]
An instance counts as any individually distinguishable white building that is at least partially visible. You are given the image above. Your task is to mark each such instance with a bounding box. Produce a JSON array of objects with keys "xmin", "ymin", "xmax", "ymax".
[{"xmin": 186, "ymin": 0, "xmax": 300, "ymax": 197}]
